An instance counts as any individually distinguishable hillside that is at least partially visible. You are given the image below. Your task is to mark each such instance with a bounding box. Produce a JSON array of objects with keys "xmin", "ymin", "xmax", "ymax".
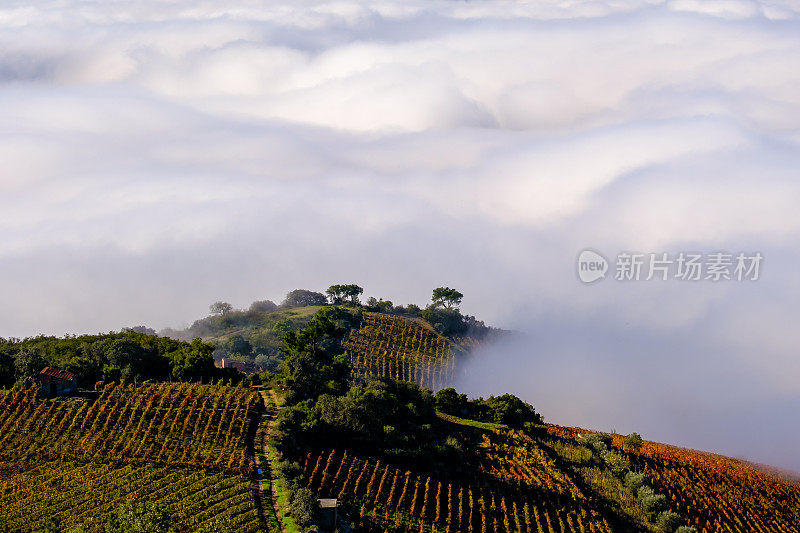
[
  {"xmin": 343, "ymin": 312, "xmax": 457, "ymax": 390},
  {"xmin": 0, "ymin": 382, "xmax": 262, "ymax": 532},
  {"xmin": 161, "ymin": 305, "xmax": 325, "ymax": 373},
  {"xmin": 1, "ymin": 304, "xmax": 798, "ymax": 532},
  {"xmin": 162, "ymin": 298, "xmax": 497, "ymax": 377},
  {"xmin": 268, "ymin": 307, "xmax": 800, "ymax": 533}
]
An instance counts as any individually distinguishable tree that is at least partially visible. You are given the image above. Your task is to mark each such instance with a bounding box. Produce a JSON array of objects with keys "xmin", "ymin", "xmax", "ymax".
[
  {"xmin": 282, "ymin": 289, "xmax": 327, "ymax": 308},
  {"xmin": 327, "ymin": 284, "xmax": 363, "ymax": 305},
  {"xmin": 624, "ymin": 471, "xmax": 648, "ymax": 493},
  {"xmin": 435, "ymin": 388, "xmax": 469, "ymax": 416},
  {"xmin": 289, "ymin": 487, "xmax": 318, "ymax": 527},
  {"xmin": 482, "ymin": 394, "xmax": 542, "ymax": 428},
  {"xmin": 209, "ymin": 301, "xmax": 233, "ymax": 315},
  {"xmin": 605, "ymin": 451, "xmax": 630, "ymax": 476},
  {"xmin": 0, "ymin": 351, "xmax": 14, "ymax": 388},
  {"xmin": 421, "ymin": 307, "xmax": 467, "ymax": 336},
  {"xmin": 65, "ymin": 356, "xmax": 99, "ymax": 387},
  {"xmin": 342, "ymin": 284, "xmax": 363, "ymax": 305},
  {"xmin": 168, "ymin": 339, "xmax": 217, "ymax": 381},
  {"xmin": 248, "ymin": 300, "xmax": 278, "ymax": 313},
  {"xmin": 637, "ymin": 486, "xmax": 668, "ymax": 519},
  {"xmin": 222, "ymin": 335, "xmax": 252, "ymax": 356},
  {"xmin": 326, "ymin": 285, "xmax": 345, "ymax": 305},
  {"xmin": 431, "ymin": 287, "xmax": 463, "ymax": 309},
  {"xmin": 14, "ymin": 348, "xmax": 47, "ymax": 381},
  {"xmin": 624, "ymin": 432, "xmax": 644, "ymax": 452},
  {"xmin": 366, "ymin": 297, "xmax": 393, "ymax": 313},
  {"xmin": 656, "ymin": 511, "xmax": 683, "ymax": 533},
  {"xmin": 105, "ymin": 501, "xmax": 174, "ymax": 533},
  {"xmin": 280, "ymin": 308, "xmax": 355, "ymax": 403},
  {"xmin": 124, "ymin": 326, "xmax": 156, "ymax": 335}
]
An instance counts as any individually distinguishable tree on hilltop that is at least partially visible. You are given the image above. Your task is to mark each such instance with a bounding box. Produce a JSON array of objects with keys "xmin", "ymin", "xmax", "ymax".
[
  {"xmin": 248, "ymin": 300, "xmax": 278, "ymax": 313},
  {"xmin": 282, "ymin": 289, "xmax": 327, "ymax": 308},
  {"xmin": 431, "ymin": 287, "xmax": 463, "ymax": 309},
  {"xmin": 209, "ymin": 301, "xmax": 233, "ymax": 315},
  {"xmin": 326, "ymin": 284, "xmax": 363, "ymax": 305}
]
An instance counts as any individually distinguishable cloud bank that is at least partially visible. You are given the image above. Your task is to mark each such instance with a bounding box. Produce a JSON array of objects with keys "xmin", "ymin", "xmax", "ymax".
[{"xmin": 2, "ymin": 0, "xmax": 800, "ymax": 470}]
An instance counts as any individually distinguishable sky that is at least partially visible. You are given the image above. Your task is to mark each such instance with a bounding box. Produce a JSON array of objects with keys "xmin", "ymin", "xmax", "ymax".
[{"xmin": 2, "ymin": 0, "xmax": 800, "ymax": 470}]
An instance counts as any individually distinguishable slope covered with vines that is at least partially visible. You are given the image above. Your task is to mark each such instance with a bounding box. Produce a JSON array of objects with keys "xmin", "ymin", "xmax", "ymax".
[
  {"xmin": 541, "ymin": 425, "xmax": 800, "ymax": 533},
  {"xmin": 621, "ymin": 439, "xmax": 800, "ymax": 533},
  {"xmin": 0, "ymin": 382, "xmax": 261, "ymax": 532},
  {"xmin": 343, "ymin": 312, "xmax": 456, "ymax": 390},
  {"xmin": 296, "ymin": 426, "xmax": 615, "ymax": 533},
  {"xmin": 0, "ymin": 382, "xmax": 258, "ymax": 472}
]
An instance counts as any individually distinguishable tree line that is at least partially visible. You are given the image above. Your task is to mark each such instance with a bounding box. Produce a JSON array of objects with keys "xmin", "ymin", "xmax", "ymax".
[{"xmin": 0, "ymin": 331, "xmax": 239, "ymax": 389}]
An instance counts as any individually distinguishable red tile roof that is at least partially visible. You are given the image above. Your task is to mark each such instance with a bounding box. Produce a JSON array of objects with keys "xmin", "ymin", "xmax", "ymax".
[{"xmin": 39, "ymin": 367, "xmax": 76, "ymax": 383}]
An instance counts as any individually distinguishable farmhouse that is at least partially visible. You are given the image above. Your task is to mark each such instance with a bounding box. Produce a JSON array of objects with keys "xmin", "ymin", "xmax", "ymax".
[{"xmin": 38, "ymin": 367, "xmax": 77, "ymax": 396}]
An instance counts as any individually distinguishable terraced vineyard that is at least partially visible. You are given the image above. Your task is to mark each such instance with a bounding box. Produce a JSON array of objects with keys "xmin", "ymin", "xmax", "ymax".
[
  {"xmin": 343, "ymin": 312, "xmax": 456, "ymax": 390},
  {"xmin": 0, "ymin": 382, "xmax": 262, "ymax": 532},
  {"xmin": 298, "ymin": 427, "xmax": 614, "ymax": 533}
]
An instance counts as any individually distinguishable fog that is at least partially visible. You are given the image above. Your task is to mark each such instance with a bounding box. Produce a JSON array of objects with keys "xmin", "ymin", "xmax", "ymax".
[{"xmin": 1, "ymin": 0, "xmax": 800, "ymax": 470}]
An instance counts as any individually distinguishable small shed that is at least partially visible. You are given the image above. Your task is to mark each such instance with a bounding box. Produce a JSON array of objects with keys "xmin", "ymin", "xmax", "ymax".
[
  {"xmin": 220, "ymin": 358, "xmax": 248, "ymax": 372},
  {"xmin": 318, "ymin": 498, "xmax": 338, "ymax": 530},
  {"xmin": 38, "ymin": 367, "xmax": 77, "ymax": 396}
]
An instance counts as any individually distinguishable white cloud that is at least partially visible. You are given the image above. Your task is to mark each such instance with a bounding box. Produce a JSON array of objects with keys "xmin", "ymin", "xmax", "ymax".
[{"xmin": 1, "ymin": 0, "xmax": 800, "ymax": 469}]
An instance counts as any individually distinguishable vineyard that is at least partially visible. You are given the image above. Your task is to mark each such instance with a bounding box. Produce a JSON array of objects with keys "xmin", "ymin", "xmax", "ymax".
[
  {"xmin": 343, "ymin": 313, "xmax": 456, "ymax": 390},
  {"xmin": 0, "ymin": 460, "xmax": 259, "ymax": 532},
  {"xmin": 622, "ymin": 439, "xmax": 800, "ymax": 533},
  {"xmin": 0, "ymin": 382, "xmax": 262, "ymax": 532},
  {"xmin": 296, "ymin": 426, "xmax": 615, "ymax": 533},
  {"xmin": 540, "ymin": 425, "xmax": 800, "ymax": 533}
]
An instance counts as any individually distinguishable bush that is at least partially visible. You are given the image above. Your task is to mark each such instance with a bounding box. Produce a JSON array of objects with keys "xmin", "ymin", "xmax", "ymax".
[
  {"xmin": 579, "ymin": 433, "xmax": 612, "ymax": 451},
  {"xmin": 289, "ymin": 487, "xmax": 318, "ymax": 527},
  {"xmin": 605, "ymin": 451, "xmax": 629, "ymax": 476},
  {"xmin": 656, "ymin": 511, "xmax": 683, "ymax": 533},
  {"xmin": 624, "ymin": 432, "xmax": 644, "ymax": 451},
  {"xmin": 637, "ymin": 486, "xmax": 668, "ymax": 518},
  {"xmin": 675, "ymin": 527, "xmax": 698, "ymax": 533},
  {"xmin": 249, "ymin": 300, "xmax": 278, "ymax": 313},
  {"xmin": 624, "ymin": 471, "xmax": 648, "ymax": 493},
  {"xmin": 275, "ymin": 459, "xmax": 306, "ymax": 492},
  {"xmin": 282, "ymin": 290, "xmax": 327, "ymax": 308}
]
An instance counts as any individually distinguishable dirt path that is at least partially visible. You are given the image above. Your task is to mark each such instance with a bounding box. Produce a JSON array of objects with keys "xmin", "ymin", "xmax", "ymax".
[{"xmin": 253, "ymin": 389, "xmax": 287, "ymax": 533}]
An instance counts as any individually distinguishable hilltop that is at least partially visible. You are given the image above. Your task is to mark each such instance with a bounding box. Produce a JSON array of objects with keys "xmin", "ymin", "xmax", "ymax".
[{"xmin": 155, "ymin": 286, "xmax": 500, "ymax": 375}]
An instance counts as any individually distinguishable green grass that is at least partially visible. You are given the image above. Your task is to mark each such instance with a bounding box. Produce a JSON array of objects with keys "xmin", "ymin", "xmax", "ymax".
[
  {"xmin": 436, "ymin": 411, "xmax": 500, "ymax": 431},
  {"xmin": 265, "ymin": 390, "xmax": 301, "ymax": 533},
  {"xmin": 204, "ymin": 306, "xmax": 324, "ymax": 341}
]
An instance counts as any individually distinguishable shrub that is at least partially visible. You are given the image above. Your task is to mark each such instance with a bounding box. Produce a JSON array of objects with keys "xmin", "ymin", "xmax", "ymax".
[
  {"xmin": 675, "ymin": 527, "xmax": 698, "ymax": 533},
  {"xmin": 656, "ymin": 511, "xmax": 683, "ymax": 533},
  {"xmin": 637, "ymin": 486, "xmax": 668, "ymax": 519},
  {"xmin": 579, "ymin": 433, "xmax": 612, "ymax": 451},
  {"xmin": 624, "ymin": 432, "xmax": 644, "ymax": 451},
  {"xmin": 624, "ymin": 471, "xmax": 648, "ymax": 493},
  {"xmin": 290, "ymin": 487, "xmax": 318, "ymax": 527},
  {"xmin": 275, "ymin": 459, "xmax": 306, "ymax": 492},
  {"xmin": 605, "ymin": 451, "xmax": 630, "ymax": 476}
]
